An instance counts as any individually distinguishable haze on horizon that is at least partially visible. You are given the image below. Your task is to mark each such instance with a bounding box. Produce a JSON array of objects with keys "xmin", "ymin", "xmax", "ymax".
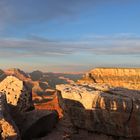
[{"xmin": 0, "ymin": 0, "xmax": 140, "ymax": 72}]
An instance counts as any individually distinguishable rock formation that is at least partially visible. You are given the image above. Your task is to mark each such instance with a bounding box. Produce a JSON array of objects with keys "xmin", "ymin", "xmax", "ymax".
[
  {"xmin": 0, "ymin": 76, "xmax": 34, "ymax": 112},
  {"xmin": 30, "ymin": 70, "xmax": 43, "ymax": 81},
  {"xmin": 20, "ymin": 110, "xmax": 58, "ymax": 140},
  {"xmin": 0, "ymin": 93, "xmax": 20, "ymax": 140},
  {"xmin": 56, "ymin": 83, "xmax": 140, "ymax": 138},
  {"xmin": 79, "ymin": 68, "xmax": 140, "ymax": 90},
  {"xmin": 0, "ymin": 75, "xmax": 59, "ymax": 139},
  {"xmin": 0, "ymin": 67, "xmax": 140, "ymax": 140},
  {"xmin": 5, "ymin": 68, "xmax": 30, "ymax": 81}
]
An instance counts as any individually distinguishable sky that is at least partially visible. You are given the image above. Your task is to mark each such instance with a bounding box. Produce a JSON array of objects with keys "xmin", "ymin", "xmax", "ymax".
[{"xmin": 0, "ymin": 0, "xmax": 140, "ymax": 72}]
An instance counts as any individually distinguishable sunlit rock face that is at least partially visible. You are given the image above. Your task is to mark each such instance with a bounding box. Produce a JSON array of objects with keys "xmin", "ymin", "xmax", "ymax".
[
  {"xmin": 0, "ymin": 76, "xmax": 34, "ymax": 112},
  {"xmin": 56, "ymin": 83, "xmax": 140, "ymax": 138},
  {"xmin": 4, "ymin": 68, "xmax": 30, "ymax": 81},
  {"xmin": 78, "ymin": 68, "xmax": 140, "ymax": 90},
  {"xmin": 0, "ymin": 93, "xmax": 20, "ymax": 140}
]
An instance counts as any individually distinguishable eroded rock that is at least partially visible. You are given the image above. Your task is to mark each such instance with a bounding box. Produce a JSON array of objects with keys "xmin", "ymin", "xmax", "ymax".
[
  {"xmin": 56, "ymin": 83, "xmax": 140, "ymax": 138},
  {"xmin": 0, "ymin": 76, "xmax": 34, "ymax": 112},
  {"xmin": 0, "ymin": 93, "xmax": 20, "ymax": 140},
  {"xmin": 79, "ymin": 68, "xmax": 140, "ymax": 90}
]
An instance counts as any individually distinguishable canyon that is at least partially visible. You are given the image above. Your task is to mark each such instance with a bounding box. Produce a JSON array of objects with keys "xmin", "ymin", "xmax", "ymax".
[{"xmin": 0, "ymin": 68, "xmax": 139, "ymax": 140}]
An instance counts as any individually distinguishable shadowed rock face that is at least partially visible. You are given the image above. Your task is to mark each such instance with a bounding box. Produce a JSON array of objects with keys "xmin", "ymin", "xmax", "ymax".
[
  {"xmin": 0, "ymin": 93, "xmax": 20, "ymax": 139},
  {"xmin": 56, "ymin": 83, "xmax": 140, "ymax": 138},
  {"xmin": 0, "ymin": 69, "xmax": 6, "ymax": 82},
  {"xmin": 21, "ymin": 110, "xmax": 58, "ymax": 140},
  {"xmin": 30, "ymin": 70, "xmax": 43, "ymax": 81},
  {"xmin": 79, "ymin": 68, "xmax": 140, "ymax": 90}
]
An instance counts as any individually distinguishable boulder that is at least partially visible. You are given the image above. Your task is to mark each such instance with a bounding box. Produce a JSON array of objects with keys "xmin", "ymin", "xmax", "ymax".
[
  {"xmin": 56, "ymin": 83, "xmax": 140, "ymax": 138},
  {"xmin": 0, "ymin": 93, "xmax": 20, "ymax": 139},
  {"xmin": 0, "ymin": 76, "xmax": 34, "ymax": 112},
  {"xmin": 20, "ymin": 110, "xmax": 59, "ymax": 139}
]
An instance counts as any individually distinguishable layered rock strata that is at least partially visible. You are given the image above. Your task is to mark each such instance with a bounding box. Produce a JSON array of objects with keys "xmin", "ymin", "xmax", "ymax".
[
  {"xmin": 56, "ymin": 83, "xmax": 140, "ymax": 138},
  {"xmin": 79, "ymin": 68, "xmax": 140, "ymax": 90}
]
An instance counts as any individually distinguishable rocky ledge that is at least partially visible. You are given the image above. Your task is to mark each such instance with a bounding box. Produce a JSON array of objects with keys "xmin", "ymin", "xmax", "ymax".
[
  {"xmin": 79, "ymin": 68, "xmax": 140, "ymax": 90},
  {"xmin": 56, "ymin": 83, "xmax": 140, "ymax": 138}
]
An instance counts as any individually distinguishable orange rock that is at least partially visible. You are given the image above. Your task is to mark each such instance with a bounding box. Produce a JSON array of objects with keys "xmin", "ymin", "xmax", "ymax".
[{"xmin": 79, "ymin": 68, "xmax": 140, "ymax": 90}]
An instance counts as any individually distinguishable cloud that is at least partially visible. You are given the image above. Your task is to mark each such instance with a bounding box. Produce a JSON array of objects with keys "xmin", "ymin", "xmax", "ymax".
[{"xmin": 0, "ymin": 33, "xmax": 140, "ymax": 58}]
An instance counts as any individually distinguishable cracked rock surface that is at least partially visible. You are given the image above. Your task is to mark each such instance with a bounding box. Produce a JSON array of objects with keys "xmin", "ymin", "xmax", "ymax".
[{"xmin": 56, "ymin": 83, "xmax": 140, "ymax": 138}]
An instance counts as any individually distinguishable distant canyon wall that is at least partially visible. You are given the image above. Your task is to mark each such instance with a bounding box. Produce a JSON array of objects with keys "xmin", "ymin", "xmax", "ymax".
[{"xmin": 79, "ymin": 68, "xmax": 140, "ymax": 90}]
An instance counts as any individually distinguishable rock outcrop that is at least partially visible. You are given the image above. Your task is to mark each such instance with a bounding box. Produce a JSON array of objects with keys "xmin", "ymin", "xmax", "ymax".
[
  {"xmin": 0, "ymin": 76, "xmax": 34, "ymax": 112},
  {"xmin": 56, "ymin": 83, "xmax": 140, "ymax": 138},
  {"xmin": 20, "ymin": 110, "xmax": 58, "ymax": 139},
  {"xmin": 0, "ymin": 75, "xmax": 59, "ymax": 140},
  {"xmin": 79, "ymin": 68, "xmax": 140, "ymax": 90},
  {"xmin": 0, "ymin": 93, "xmax": 20, "ymax": 140}
]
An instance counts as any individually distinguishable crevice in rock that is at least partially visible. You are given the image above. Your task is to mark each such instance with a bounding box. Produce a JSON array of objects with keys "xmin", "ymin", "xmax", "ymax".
[{"xmin": 124, "ymin": 98, "xmax": 134, "ymax": 126}]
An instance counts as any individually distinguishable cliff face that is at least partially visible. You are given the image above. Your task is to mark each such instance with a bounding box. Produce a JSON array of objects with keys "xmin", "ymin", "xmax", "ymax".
[
  {"xmin": 79, "ymin": 68, "xmax": 140, "ymax": 90},
  {"xmin": 56, "ymin": 83, "xmax": 140, "ymax": 138}
]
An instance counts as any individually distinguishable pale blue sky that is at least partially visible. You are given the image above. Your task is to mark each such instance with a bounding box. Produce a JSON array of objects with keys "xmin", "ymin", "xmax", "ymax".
[{"xmin": 0, "ymin": 0, "xmax": 140, "ymax": 72}]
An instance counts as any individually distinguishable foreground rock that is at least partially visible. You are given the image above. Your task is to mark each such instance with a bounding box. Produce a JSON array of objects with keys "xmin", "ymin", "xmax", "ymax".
[
  {"xmin": 18, "ymin": 110, "xmax": 59, "ymax": 140},
  {"xmin": 0, "ymin": 76, "xmax": 34, "ymax": 112},
  {"xmin": 79, "ymin": 68, "xmax": 140, "ymax": 90},
  {"xmin": 56, "ymin": 83, "xmax": 140, "ymax": 138},
  {"xmin": 0, "ymin": 93, "xmax": 20, "ymax": 139},
  {"xmin": 0, "ymin": 75, "xmax": 59, "ymax": 140}
]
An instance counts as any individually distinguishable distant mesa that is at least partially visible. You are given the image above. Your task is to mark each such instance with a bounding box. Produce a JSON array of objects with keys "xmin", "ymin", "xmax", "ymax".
[
  {"xmin": 30, "ymin": 70, "xmax": 43, "ymax": 81},
  {"xmin": 5, "ymin": 68, "xmax": 29, "ymax": 81},
  {"xmin": 78, "ymin": 68, "xmax": 140, "ymax": 90}
]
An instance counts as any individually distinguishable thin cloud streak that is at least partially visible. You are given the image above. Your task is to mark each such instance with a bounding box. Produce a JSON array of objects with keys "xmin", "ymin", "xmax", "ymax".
[{"xmin": 0, "ymin": 34, "xmax": 140, "ymax": 58}]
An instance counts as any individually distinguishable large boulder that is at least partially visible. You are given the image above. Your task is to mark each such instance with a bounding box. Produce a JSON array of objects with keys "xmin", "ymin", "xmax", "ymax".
[
  {"xmin": 0, "ymin": 76, "xmax": 34, "ymax": 112},
  {"xmin": 19, "ymin": 110, "xmax": 58, "ymax": 140},
  {"xmin": 0, "ymin": 93, "xmax": 20, "ymax": 139},
  {"xmin": 56, "ymin": 83, "xmax": 140, "ymax": 138},
  {"xmin": 78, "ymin": 68, "xmax": 140, "ymax": 90}
]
